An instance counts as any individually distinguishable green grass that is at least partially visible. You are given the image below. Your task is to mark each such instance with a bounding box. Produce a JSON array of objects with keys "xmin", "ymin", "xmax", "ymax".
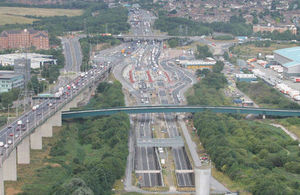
[{"xmin": 0, "ymin": 7, "xmax": 82, "ymax": 25}]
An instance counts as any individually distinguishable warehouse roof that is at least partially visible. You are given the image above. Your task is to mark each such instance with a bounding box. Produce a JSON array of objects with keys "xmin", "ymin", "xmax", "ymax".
[
  {"xmin": 274, "ymin": 47, "xmax": 300, "ymax": 67},
  {"xmin": 0, "ymin": 71, "xmax": 23, "ymax": 79}
]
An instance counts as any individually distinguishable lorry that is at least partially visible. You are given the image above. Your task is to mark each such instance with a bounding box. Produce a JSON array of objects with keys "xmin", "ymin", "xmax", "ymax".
[
  {"xmin": 294, "ymin": 95, "xmax": 300, "ymax": 101},
  {"xmin": 293, "ymin": 78, "xmax": 300, "ymax": 83}
]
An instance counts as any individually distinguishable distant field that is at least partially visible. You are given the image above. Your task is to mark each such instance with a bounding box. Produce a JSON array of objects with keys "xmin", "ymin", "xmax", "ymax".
[
  {"xmin": 0, "ymin": 6, "xmax": 83, "ymax": 25},
  {"xmin": 232, "ymin": 42, "xmax": 299, "ymax": 57}
]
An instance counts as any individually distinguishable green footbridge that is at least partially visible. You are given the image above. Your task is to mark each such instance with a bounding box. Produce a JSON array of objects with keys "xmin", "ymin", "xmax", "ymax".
[{"xmin": 62, "ymin": 105, "xmax": 300, "ymax": 119}]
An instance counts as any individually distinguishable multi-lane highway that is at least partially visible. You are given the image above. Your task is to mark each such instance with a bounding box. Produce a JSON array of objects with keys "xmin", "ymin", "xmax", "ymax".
[
  {"xmin": 157, "ymin": 67, "xmax": 194, "ymax": 187},
  {"xmin": 0, "ymin": 61, "xmax": 111, "ymax": 162},
  {"xmin": 62, "ymin": 36, "xmax": 82, "ymax": 72}
]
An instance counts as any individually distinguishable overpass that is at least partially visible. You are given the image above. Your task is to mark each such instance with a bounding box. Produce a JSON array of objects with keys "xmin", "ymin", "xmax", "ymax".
[
  {"xmin": 62, "ymin": 105, "xmax": 300, "ymax": 119},
  {"xmin": 113, "ymin": 35, "xmax": 205, "ymax": 41},
  {"xmin": 137, "ymin": 137, "xmax": 184, "ymax": 147},
  {"xmin": 0, "ymin": 65, "xmax": 111, "ymax": 195}
]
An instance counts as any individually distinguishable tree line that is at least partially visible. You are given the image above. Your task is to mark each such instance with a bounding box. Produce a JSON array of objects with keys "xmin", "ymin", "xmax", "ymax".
[
  {"xmin": 154, "ymin": 13, "xmax": 253, "ymax": 37},
  {"xmin": 187, "ymin": 61, "xmax": 230, "ymax": 106},
  {"xmin": 21, "ymin": 81, "xmax": 129, "ymax": 195},
  {"xmin": 194, "ymin": 112, "xmax": 300, "ymax": 194},
  {"xmin": 187, "ymin": 58, "xmax": 300, "ymax": 194},
  {"xmin": 0, "ymin": 2, "xmax": 130, "ymax": 45},
  {"xmin": 237, "ymin": 81, "xmax": 300, "ymax": 109}
]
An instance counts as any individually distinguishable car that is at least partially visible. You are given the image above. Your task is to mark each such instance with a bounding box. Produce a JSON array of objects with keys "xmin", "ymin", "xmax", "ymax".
[
  {"xmin": 0, "ymin": 142, "xmax": 4, "ymax": 147},
  {"xmin": 9, "ymin": 133, "xmax": 13, "ymax": 137},
  {"xmin": 4, "ymin": 144, "xmax": 9, "ymax": 148},
  {"xmin": 15, "ymin": 134, "xmax": 19, "ymax": 138},
  {"xmin": 7, "ymin": 139, "xmax": 12, "ymax": 145}
]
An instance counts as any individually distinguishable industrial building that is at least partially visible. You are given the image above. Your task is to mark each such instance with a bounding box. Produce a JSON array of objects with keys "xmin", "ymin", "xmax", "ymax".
[
  {"xmin": 0, "ymin": 71, "xmax": 24, "ymax": 93},
  {"xmin": 0, "ymin": 53, "xmax": 57, "ymax": 69},
  {"xmin": 273, "ymin": 47, "xmax": 300, "ymax": 77},
  {"xmin": 177, "ymin": 58, "xmax": 216, "ymax": 70},
  {"xmin": 235, "ymin": 74, "xmax": 257, "ymax": 82}
]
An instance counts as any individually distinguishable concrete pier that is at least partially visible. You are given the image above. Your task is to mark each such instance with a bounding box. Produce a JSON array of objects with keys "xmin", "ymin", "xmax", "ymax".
[
  {"xmin": 3, "ymin": 149, "xmax": 17, "ymax": 181},
  {"xmin": 195, "ymin": 165, "xmax": 211, "ymax": 195},
  {"xmin": 30, "ymin": 128, "xmax": 42, "ymax": 150},
  {"xmin": 40, "ymin": 121, "xmax": 52, "ymax": 137},
  {"xmin": 17, "ymin": 136, "xmax": 30, "ymax": 164},
  {"xmin": 0, "ymin": 167, "xmax": 4, "ymax": 195}
]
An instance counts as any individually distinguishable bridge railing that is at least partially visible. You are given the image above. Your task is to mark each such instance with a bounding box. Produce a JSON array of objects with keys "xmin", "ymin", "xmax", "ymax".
[
  {"xmin": 0, "ymin": 67, "xmax": 110, "ymax": 167},
  {"xmin": 61, "ymin": 105, "xmax": 300, "ymax": 119}
]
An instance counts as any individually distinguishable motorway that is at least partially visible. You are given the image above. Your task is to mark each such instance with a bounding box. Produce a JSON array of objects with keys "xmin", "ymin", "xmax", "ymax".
[
  {"xmin": 114, "ymin": 8, "xmax": 197, "ymax": 188},
  {"xmin": 0, "ymin": 62, "xmax": 111, "ymax": 161},
  {"xmin": 61, "ymin": 36, "xmax": 82, "ymax": 73}
]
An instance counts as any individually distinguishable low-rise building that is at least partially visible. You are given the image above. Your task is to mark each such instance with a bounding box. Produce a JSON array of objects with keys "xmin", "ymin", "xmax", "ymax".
[
  {"xmin": 0, "ymin": 71, "xmax": 24, "ymax": 93},
  {"xmin": 253, "ymin": 24, "xmax": 297, "ymax": 35},
  {"xmin": 0, "ymin": 53, "xmax": 56, "ymax": 69},
  {"xmin": 177, "ymin": 58, "xmax": 216, "ymax": 70},
  {"xmin": 273, "ymin": 47, "xmax": 300, "ymax": 77},
  {"xmin": 235, "ymin": 74, "xmax": 257, "ymax": 82}
]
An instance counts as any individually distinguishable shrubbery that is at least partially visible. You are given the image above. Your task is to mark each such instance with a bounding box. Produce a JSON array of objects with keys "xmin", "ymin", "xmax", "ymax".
[
  {"xmin": 194, "ymin": 112, "xmax": 300, "ymax": 194},
  {"xmin": 22, "ymin": 81, "xmax": 129, "ymax": 195},
  {"xmin": 237, "ymin": 81, "xmax": 300, "ymax": 109}
]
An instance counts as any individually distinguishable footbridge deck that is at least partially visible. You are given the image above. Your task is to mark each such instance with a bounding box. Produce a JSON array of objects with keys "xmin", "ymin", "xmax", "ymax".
[
  {"xmin": 137, "ymin": 137, "xmax": 184, "ymax": 147},
  {"xmin": 62, "ymin": 105, "xmax": 300, "ymax": 118}
]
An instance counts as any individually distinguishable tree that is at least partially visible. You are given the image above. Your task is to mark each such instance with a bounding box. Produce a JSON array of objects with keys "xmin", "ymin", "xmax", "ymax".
[
  {"xmin": 213, "ymin": 61, "xmax": 224, "ymax": 73},
  {"xmin": 223, "ymin": 52, "xmax": 229, "ymax": 60},
  {"xmin": 253, "ymin": 16, "xmax": 258, "ymax": 24},
  {"xmin": 195, "ymin": 45, "xmax": 213, "ymax": 59},
  {"xmin": 0, "ymin": 88, "xmax": 20, "ymax": 108},
  {"xmin": 196, "ymin": 69, "xmax": 210, "ymax": 77},
  {"xmin": 28, "ymin": 76, "xmax": 46, "ymax": 95}
]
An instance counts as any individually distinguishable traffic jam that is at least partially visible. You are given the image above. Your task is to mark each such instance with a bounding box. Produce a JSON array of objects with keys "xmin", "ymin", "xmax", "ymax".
[{"xmin": 0, "ymin": 64, "xmax": 109, "ymax": 158}]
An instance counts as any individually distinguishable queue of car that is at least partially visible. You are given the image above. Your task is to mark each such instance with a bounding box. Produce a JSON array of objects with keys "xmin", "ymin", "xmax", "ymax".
[{"xmin": 0, "ymin": 64, "xmax": 109, "ymax": 157}]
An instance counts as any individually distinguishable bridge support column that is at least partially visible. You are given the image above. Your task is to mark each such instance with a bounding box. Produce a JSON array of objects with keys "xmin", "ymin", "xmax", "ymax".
[
  {"xmin": 68, "ymin": 99, "xmax": 77, "ymax": 109},
  {"xmin": 52, "ymin": 111, "xmax": 62, "ymax": 127},
  {"xmin": 195, "ymin": 165, "xmax": 211, "ymax": 195},
  {"xmin": 30, "ymin": 128, "xmax": 42, "ymax": 150},
  {"xmin": 39, "ymin": 122, "xmax": 52, "ymax": 138},
  {"xmin": 62, "ymin": 103, "xmax": 71, "ymax": 112},
  {"xmin": 262, "ymin": 115, "xmax": 266, "ymax": 119},
  {"xmin": 0, "ymin": 167, "xmax": 4, "ymax": 195},
  {"xmin": 17, "ymin": 136, "xmax": 30, "ymax": 164},
  {"xmin": 3, "ymin": 149, "xmax": 17, "ymax": 181}
]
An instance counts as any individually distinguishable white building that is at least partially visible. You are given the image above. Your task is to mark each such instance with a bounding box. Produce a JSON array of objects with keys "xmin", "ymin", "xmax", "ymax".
[
  {"xmin": 0, "ymin": 53, "xmax": 57, "ymax": 69},
  {"xmin": 274, "ymin": 47, "xmax": 300, "ymax": 77}
]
